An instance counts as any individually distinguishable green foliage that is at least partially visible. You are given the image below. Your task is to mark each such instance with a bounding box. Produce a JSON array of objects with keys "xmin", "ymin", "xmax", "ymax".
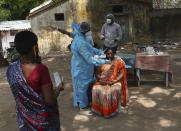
[
  {"xmin": 165, "ymin": 0, "xmax": 181, "ymax": 8},
  {"xmin": 153, "ymin": 0, "xmax": 181, "ymax": 8},
  {"xmin": 0, "ymin": 8, "xmax": 10, "ymax": 21},
  {"xmin": 0, "ymin": 0, "xmax": 49, "ymax": 21}
]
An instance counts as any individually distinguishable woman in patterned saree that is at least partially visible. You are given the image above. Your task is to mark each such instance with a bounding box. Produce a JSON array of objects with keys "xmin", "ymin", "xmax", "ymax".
[
  {"xmin": 6, "ymin": 31, "xmax": 64, "ymax": 131},
  {"xmin": 92, "ymin": 48, "xmax": 129, "ymax": 118}
]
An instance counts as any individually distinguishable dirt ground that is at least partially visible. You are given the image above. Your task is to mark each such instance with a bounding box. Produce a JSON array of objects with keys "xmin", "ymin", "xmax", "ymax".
[{"xmin": 0, "ymin": 46, "xmax": 181, "ymax": 131}]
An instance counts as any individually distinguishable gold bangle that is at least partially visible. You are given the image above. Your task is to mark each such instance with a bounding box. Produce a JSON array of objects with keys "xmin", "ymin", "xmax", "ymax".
[{"xmin": 54, "ymin": 88, "xmax": 61, "ymax": 96}]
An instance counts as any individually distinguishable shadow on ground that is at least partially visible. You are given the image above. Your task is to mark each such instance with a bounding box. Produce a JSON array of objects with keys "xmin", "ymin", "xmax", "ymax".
[{"xmin": 0, "ymin": 50, "xmax": 181, "ymax": 131}]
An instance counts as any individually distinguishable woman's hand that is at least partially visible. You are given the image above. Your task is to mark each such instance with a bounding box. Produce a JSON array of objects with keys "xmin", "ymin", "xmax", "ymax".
[
  {"xmin": 112, "ymin": 80, "xmax": 117, "ymax": 84},
  {"xmin": 57, "ymin": 82, "xmax": 64, "ymax": 91},
  {"xmin": 53, "ymin": 82, "xmax": 64, "ymax": 98},
  {"xmin": 50, "ymin": 26, "xmax": 55, "ymax": 30},
  {"xmin": 100, "ymin": 80, "xmax": 114, "ymax": 85},
  {"xmin": 99, "ymin": 80, "xmax": 107, "ymax": 85},
  {"xmin": 50, "ymin": 26, "xmax": 58, "ymax": 31},
  {"xmin": 107, "ymin": 81, "xmax": 114, "ymax": 85},
  {"xmin": 106, "ymin": 80, "xmax": 117, "ymax": 85}
]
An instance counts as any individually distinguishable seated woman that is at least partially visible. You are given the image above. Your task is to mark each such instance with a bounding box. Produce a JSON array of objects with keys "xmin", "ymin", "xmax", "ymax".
[{"xmin": 92, "ymin": 48, "xmax": 129, "ymax": 118}]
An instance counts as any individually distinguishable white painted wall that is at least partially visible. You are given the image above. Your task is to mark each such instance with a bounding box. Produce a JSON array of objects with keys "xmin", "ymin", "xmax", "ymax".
[
  {"xmin": 1, "ymin": 31, "xmax": 14, "ymax": 50},
  {"xmin": 0, "ymin": 31, "xmax": 15, "ymax": 58}
]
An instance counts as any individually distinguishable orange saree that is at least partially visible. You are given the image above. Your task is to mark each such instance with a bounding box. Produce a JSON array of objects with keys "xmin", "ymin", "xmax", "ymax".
[{"xmin": 92, "ymin": 57, "xmax": 127, "ymax": 117}]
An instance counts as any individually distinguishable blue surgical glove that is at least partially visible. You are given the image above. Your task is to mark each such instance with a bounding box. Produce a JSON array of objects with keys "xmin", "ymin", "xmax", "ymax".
[{"xmin": 105, "ymin": 60, "xmax": 111, "ymax": 64}]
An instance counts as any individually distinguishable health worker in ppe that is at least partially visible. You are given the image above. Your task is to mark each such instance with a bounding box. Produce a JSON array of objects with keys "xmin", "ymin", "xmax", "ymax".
[{"xmin": 71, "ymin": 22, "xmax": 110, "ymax": 110}]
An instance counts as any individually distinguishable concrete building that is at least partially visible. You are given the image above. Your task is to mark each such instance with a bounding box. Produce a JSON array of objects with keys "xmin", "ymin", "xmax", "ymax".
[{"xmin": 29, "ymin": 0, "xmax": 152, "ymax": 54}]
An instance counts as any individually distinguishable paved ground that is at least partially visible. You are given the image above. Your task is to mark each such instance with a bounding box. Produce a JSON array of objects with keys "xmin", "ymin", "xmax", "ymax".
[{"xmin": 0, "ymin": 47, "xmax": 181, "ymax": 131}]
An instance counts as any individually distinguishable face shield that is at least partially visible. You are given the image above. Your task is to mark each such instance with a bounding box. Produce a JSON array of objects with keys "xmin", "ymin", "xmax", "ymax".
[{"xmin": 79, "ymin": 22, "xmax": 90, "ymax": 34}]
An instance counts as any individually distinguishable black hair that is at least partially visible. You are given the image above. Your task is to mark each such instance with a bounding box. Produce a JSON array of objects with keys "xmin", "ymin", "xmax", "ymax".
[
  {"xmin": 93, "ymin": 41, "xmax": 99, "ymax": 49},
  {"xmin": 104, "ymin": 48, "xmax": 114, "ymax": 54},
  {"xmin": 15, "ymin": 31, "xmax": 38, "ymax": 56}
]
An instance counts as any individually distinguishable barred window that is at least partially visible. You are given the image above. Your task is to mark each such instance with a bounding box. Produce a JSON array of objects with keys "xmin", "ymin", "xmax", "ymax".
[
  {"xmin": 112, "ymin": 5, "xmax": 123, "ymax": 13},
  {"xmin": 55, "ymin": 13, "xmax": 64, "ymax": 21}
]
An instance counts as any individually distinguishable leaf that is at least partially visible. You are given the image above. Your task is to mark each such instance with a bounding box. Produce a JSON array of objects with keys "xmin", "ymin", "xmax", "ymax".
[{"xmin": 0, "ymin": 0, "xmax": 49, "ymax": 21}]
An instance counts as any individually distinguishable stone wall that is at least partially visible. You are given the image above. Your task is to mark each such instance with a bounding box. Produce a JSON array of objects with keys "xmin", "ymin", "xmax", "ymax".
[
  {"xmin": 30, "ymin": 0, "xmax": 153, "ymax": 54},
  {"xmin": 30, "ymin": 0, "xmax": 73, "ymax": 54},
  {"xmin": 130, "ymin": 1, "xmax": 152, "ymax": 43},
  {"xmin": 151, "ymin": 9, "xmax": 181, "ymax": 41},
  {"xmin": 86, "ymin": 0, "xmax": 152, "ymax": 43},
  {"xmin": 72, "ymin": 0, "xmax": 152, "ymax": 44}
]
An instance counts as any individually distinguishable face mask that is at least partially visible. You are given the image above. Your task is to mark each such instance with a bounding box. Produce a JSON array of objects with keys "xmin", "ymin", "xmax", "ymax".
[
  {"xmin": 106, "ymin": 19, "xmax": 112, "ymax": 24},
  {"xmin": 85, "ymin": 31, "xmax": 91, "ymax": 36}
]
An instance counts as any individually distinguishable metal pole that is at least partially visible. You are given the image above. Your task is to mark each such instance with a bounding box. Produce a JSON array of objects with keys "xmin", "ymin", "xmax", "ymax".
[{"xmin": 165, "ymin": 72, "xmax": 169, "ymax": 87}]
